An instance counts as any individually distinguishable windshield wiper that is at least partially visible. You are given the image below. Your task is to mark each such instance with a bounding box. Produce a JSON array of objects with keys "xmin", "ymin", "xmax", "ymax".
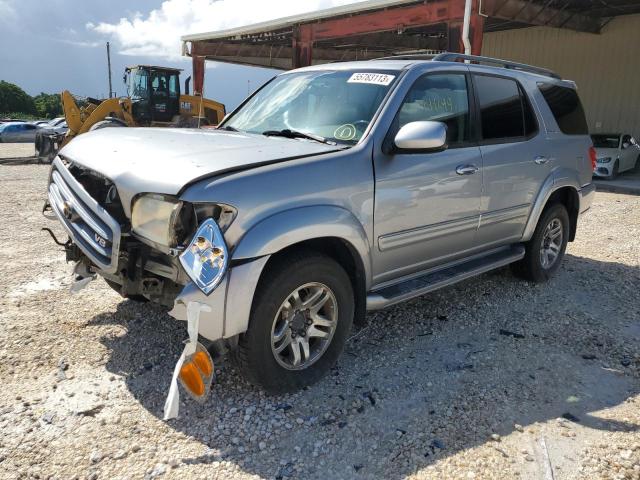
[
  {"xmin": 219, "ymin": 125, "xmax": 238, "ymax": 132},
  {"xmin": 262, "ymin": 129, "xmax": 336, "ymax": 146}
]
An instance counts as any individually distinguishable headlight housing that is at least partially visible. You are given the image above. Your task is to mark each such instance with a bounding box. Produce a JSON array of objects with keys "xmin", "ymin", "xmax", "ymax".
[
  {"xmin": 131, "ymin": 194, "xmax": 186, "ymax": 250},
  {"xmin": 597, "ymin": 157, "xmax": 612, "ymax": 164},
  {"xmin": 179, "ymin": 218, "xmax": 228, "ymax": 295}
]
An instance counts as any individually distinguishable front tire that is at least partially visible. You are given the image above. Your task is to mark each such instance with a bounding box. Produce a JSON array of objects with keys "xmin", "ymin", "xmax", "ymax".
[
  {"xmin": 236, "ymin": 251, "xmax": 354, "ymax": 393},
  {"xmin": 511, "ymin": 203, "xmax": 570, "ymax": 283},
  {"xmin": 608, "ymin": 160, "xmax": 619, "ymax": 180}
]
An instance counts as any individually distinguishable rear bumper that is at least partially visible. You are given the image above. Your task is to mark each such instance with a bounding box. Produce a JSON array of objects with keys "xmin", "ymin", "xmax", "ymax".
[{"xmin": 579, "ymin": 182, "xmax": 596, "ymax": 214}]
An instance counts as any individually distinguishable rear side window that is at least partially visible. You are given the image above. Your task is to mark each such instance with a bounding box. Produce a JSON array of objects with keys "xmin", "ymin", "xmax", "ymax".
[
  {"xmin": 538, "ymin": 83, "xmax": 588, "ymax": 135},
  {"xmin": 474, "ymin": 75, "xmax": 537, "ymax": 141}
]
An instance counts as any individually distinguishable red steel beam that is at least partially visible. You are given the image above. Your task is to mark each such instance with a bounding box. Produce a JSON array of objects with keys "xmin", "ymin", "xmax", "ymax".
[
  {"xmin": 470, "ymin": 0, "xmax": 485, "ymax": 55},
  {"xmin": 293, "ymin": 24, "xmax": 314, "ymax": 69},
  {"xmin": 192, "ymin": 55, "xmax": 205, "ymax": 96},
  {"xmin": 190, "ymin": 0, "xmax": 485, "ymax": 71},
  {"xmin": 308, "ymin": 0, "xmax": 467, "ymax": 40}
]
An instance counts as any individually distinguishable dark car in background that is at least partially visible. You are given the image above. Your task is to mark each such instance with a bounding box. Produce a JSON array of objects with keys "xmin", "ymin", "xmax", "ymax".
[{"xmin": 0, "ymin": 122, "xmax": 41, "ymax": 143}]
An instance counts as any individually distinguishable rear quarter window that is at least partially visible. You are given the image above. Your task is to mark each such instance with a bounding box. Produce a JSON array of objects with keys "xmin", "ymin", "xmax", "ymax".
[{"xmin": 538, "ymin": 83, "xmax": 588, "ymax": 135}]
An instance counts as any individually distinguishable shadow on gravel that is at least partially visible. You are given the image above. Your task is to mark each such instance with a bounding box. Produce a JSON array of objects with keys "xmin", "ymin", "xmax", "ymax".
[{"xmin": 95, "ymin": 253, "xmax": 640, "ymax": 479}]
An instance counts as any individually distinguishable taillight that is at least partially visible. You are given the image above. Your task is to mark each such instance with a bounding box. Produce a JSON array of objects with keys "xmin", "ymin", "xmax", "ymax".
[{"xmin": 588, "ymin": 146, "xmax": 597, "ymax": 171}]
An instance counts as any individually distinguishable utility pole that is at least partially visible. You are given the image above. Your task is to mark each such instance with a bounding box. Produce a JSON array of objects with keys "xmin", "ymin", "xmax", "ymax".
[{"xmin": 106, "ymin": 42, "xmax": 113, "ymax": 99}]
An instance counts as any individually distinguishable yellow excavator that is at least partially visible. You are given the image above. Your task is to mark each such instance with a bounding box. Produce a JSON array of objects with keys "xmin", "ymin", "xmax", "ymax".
[{"xmin": 36, "ymin": 65, "xmax": 226, "ymax": 161}]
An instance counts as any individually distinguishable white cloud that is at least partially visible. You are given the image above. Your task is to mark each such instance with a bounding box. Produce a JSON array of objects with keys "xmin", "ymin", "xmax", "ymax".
[
  {"xmin": 0, "ymin": 0, "xmax": 16, "ymax": 23},
  {"xmin": 56, "ymin": 39, "xmax": 102, "ymax": 48},
  {"xmin": 89, "ymin": 0, "xmax": 365, "ymax": 59}
]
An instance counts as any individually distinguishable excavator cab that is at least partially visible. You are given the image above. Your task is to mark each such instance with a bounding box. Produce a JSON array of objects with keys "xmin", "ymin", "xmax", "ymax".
[{"xmin": 125, "ymin": 66, "xmax": 182, "ymax": 124}]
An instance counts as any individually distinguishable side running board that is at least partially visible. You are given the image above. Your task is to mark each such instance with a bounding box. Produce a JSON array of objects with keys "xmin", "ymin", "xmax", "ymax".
[{"xmin": 366, "ymin": 245, "xmax": 525, "ymax": 310}]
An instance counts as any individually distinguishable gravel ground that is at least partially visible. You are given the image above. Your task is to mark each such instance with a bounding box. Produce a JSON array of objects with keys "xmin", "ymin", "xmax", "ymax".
[
  {"xmin": 0, "ymin": 143, "xmax": 36, "ymax": 160},
  {"xmin": 1, "ymin": 164, "xmax": 639, "ymax": 480}
]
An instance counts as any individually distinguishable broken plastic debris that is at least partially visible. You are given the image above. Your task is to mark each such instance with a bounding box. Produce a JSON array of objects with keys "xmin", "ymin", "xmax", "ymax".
[
  {"xmin": 163, "ymin": 301, "xmax": 212, "ymax": 420},
  {"xmin": 69, "ymin": 261, "xmax": 96, "ymax": 294}
]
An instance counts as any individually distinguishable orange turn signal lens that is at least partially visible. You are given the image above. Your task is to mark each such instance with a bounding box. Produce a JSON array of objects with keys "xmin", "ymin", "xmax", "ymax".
[
  {"xmin": 179, "ymin": 362, "xmax": 205, "ymax": 397},
  {"xmin": 193, "ymin": 351, "xmax": 213, "ymax": 377}
]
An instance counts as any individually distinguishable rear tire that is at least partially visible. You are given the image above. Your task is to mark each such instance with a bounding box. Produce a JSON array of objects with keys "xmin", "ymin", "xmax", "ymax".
[
  {"xmin": 511, "ymin": 203, "xmax": 570, "ymax": 283},
  {"xmin": 236, "ymin": 251, "xmax": 354, "ymax": 394}
]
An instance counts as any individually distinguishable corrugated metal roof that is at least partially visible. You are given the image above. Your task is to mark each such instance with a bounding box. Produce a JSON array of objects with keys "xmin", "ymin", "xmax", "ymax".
[{"xmin": 181, "ymin": 0, "xmax": 420, "ymax": 42}]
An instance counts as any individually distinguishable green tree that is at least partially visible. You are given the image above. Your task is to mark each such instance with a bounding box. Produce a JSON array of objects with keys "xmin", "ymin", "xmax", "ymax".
[
  {"xmin": 33, "ymin": 92, "xmax": 62, "ymax": 119},
  {"xmin": 0, "ymin": 80, "xmax": 36, "ymax": 115}
]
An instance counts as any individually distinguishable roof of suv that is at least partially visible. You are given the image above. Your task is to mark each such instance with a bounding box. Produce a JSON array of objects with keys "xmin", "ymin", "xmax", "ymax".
[{"xmin": 295, "ymin": 53, "xmax": 573, "ymax": 87}]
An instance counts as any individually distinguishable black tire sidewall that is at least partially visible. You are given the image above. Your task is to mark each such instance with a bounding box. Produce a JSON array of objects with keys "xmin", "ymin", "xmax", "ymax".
[
  {"xmin": 525, "ymin": 204, "xmax": 570, "ymax": 282},
  {"xmin": 240, "ymin": 254, "xmax": 354, "ymax": 393},
  {"xmin": 610, "ymin": 161, "xmax": 619, "ymax": 179}
]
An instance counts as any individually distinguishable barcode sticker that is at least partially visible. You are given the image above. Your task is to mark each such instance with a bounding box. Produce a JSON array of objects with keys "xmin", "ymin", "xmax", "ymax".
[{"xmin": 347, "ymin": 73, "xmax": 395, "ymax": 86}]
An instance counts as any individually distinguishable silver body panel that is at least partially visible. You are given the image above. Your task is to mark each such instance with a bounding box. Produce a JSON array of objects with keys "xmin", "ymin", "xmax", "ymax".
[
  {"xmin": 48, "ymin": 59, "xmax": 595, "ymax": 342},
  {"xmin": 60, "ymin": 127, "xmax": 341, "ymax": 217}
]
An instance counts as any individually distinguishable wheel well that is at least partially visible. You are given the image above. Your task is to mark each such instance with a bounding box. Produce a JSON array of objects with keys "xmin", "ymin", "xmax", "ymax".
[
  {"xmin": 260, "ymin": 238, "xmax": 367, "ymax": 325},
  {"xmin": 546, "ymin": 187, "xmax": 579, "ymax": 241}
]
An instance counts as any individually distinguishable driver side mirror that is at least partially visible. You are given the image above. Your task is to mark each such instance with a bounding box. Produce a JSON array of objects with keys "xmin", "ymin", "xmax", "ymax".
[
  {"xmin": 393, "ymin": 121, "xmax": 447, "ymax": 153},
  {"xmin": 622, "ymin": 142, "xmax": 630, "ymax": 149}
]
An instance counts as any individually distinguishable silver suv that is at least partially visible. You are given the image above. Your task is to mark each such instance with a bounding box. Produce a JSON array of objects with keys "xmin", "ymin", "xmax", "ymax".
[{"xmin": 45, "ymin": 54, "xmax": 596, "ymax": 394}]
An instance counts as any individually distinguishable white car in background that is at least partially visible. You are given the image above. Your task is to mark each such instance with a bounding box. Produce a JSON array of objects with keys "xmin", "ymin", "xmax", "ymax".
[{"xmin": 591, "ymin": 133, "xmax": 640, "ymax": 179}]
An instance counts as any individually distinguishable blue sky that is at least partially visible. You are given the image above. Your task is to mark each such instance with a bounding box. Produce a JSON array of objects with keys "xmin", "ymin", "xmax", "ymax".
[{"xmin": 0, "ymin": 0, "xmax": 362, "ymax": 111}]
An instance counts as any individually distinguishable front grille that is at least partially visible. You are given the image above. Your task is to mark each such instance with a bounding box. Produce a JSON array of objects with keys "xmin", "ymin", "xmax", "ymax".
[
  {"xmin": 48, "ymin": 157, "xmax": 121, "ymax": 273},
  {"xmin": 67, "ymin": 162, "xmax": 128, "ymax": 225}
]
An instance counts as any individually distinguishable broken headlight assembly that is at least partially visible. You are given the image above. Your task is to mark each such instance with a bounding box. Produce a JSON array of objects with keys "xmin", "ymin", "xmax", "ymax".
[
  {"xmin": 179, "ymin": 218, "xmax": 229, "ymax": 295},
  {"xmin": 131, "ymin": 194, "xmax": 196, "ymax": 252}
]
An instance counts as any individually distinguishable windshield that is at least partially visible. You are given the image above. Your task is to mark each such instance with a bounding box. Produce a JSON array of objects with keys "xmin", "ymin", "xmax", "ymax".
[
  {"xmin": 591, "ymin": 134, "xmax": 620, "ymax": 149},
  {"xmin": 222, "ymin": 70, "xmax": 399, "ymax": 145},
  {"xmin": 127, "ymin": 68, "xmax": 149, "ymax": 100}
]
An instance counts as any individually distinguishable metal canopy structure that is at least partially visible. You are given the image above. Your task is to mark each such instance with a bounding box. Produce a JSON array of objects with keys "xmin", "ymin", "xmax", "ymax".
[{"xmin": 182, "ymin": 0, "xmax": 640, "ymax": 94}]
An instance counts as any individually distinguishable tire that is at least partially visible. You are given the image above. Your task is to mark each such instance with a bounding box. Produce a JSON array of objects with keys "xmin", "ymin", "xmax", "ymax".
[
  {"xmin": 609, "ymin": 160, "xmax": 619, "ymax": 180},
  {"xmin": 635, "ymin": 155, "xmax": 640, "ymax": 172},
  {"xmin": 236, "ymin": 251, "xmax": 354, "ymax": 393},
  {"xmin": 511, "ymin": 203, "xmax": 570, "ymax": 283},
  {"xmin": 89, "ymin": 120, "xmax": 127, "ymax": 131},
  {"xmin": 104, "ymin": 279, "xmax": 148, "ymax": 302}
]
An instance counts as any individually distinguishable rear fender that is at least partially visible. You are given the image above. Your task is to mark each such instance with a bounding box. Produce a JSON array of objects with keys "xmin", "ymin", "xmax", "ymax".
[{"xmin": 522, "ymin": 168, "xmax": 581, "ymax": 242}]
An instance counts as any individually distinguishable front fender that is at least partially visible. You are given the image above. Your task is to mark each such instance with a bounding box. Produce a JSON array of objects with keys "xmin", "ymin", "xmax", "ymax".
[{"xmin": 232, "ymin": 205, "xmax": 372, "ymax": 288}]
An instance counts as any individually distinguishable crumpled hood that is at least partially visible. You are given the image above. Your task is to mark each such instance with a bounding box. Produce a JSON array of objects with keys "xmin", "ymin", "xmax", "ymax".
[{"xmin": 60, "ymin": 127, "xmax": 339, "ymax": 216}]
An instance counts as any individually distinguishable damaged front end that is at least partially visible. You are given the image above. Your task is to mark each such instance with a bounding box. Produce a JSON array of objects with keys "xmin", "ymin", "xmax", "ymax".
[{"xmin": 44, "ymin": 156, "xmax": 234, "ymax": 417}]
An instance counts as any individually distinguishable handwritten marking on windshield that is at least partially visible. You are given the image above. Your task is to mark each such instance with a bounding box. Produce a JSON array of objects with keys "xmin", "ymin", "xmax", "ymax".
[{"xmin": 334, "ymin": 124, "xmax": 357, "ymax": 141}]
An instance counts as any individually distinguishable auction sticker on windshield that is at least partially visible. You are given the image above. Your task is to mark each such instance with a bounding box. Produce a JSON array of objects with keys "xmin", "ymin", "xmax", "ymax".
[{"xmin": 347, "ymin": 73, "xmax": 395, "ymax": 86}]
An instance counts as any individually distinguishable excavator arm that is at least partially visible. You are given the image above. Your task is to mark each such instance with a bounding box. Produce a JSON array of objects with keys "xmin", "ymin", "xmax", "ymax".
[{"xmin": 61, "ymin": 91, "xmax": 135, "ymax": 144}]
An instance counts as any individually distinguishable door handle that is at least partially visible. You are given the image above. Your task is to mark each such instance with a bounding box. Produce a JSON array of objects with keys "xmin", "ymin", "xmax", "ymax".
[
  {"xmin": 534, "ymin": 156, "xmax": 550, "ymax": 165},
  {"xmin": 456, "ymin": 164, "xmax": 479, "ymax": 175}
]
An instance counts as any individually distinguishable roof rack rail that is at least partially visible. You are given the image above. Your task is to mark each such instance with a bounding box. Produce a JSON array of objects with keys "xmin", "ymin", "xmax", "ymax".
[
  {"xmin": 432, "ymin": 53, "xmax": 561, "ymax": 79},
  {"xmin": 374, "ymin": 53, "xmax": 439, "ymax": 61}
]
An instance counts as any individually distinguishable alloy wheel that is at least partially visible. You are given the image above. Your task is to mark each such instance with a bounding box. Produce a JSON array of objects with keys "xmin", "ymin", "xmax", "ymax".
[
  {"xmin": 539, "ymin": 218, "xmax": 563, "ymax": 269},
  {"xmin": 270, "ymin": 282, "xmax": 338, "ymax": 370}
]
